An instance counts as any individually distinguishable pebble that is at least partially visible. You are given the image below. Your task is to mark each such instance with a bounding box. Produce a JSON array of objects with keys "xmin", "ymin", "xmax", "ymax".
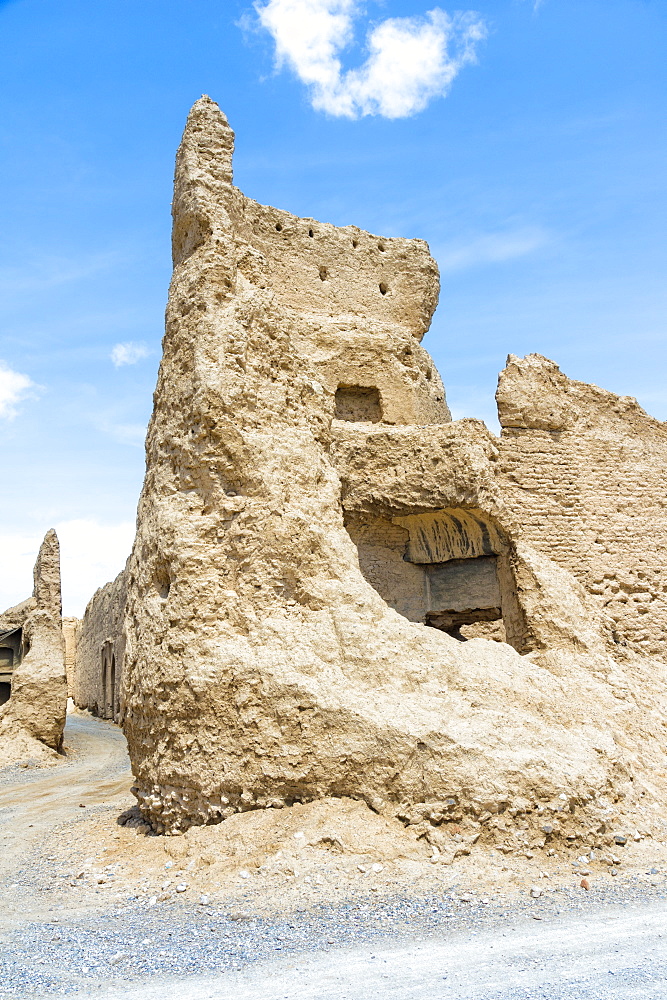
[
  {"xmin": 176, "ymin": 883, "xmax": 188, "ymax": 893},
  {"xmin": 580, "ymin": 878, "xmax": 590, "ymax": 890},
  {"xmin": 530, "ymin": 887, "xmax": 542, "ymax": 898}
]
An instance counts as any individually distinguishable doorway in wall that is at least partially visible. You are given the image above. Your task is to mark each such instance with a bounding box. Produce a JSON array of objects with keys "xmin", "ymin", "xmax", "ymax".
[
  {"xmin": 0, "ymin": 628, "xmax": 22, "ymax": 705},
  {"xmin": 101, "ymin": 642, "xmax": 116, "ymax": 720}
]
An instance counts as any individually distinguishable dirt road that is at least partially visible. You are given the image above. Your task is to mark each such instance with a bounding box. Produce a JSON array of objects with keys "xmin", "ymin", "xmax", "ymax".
[
  {"xmin": 90, "ymin": 901, "xmax": 667, "ymax": 999},
  {"xmin": 0, "ymin": 710, "xmax": 133, "ymax": 932}
]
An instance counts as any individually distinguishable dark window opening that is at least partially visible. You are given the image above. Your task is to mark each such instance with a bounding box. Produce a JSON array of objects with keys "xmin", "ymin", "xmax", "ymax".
[
  {"xmin": 334, "ymin": 385, "xmax": 382, "ymax": 423},
  {"xmin": 424, "ymin": 556, "xmax": 502, "ymax": 640},
  {"xmin": 379, "ymin": 282, "xmax": 388, "ymax": 295},
  {"xmin": 0, "ymin": 682, "xmax": 10, "ymax": 705}
]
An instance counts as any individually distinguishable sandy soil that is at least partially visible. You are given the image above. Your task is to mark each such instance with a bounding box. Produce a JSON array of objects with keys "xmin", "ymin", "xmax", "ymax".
[{"xmin": 2, "ymin": 708, "xmax": 667, "ymax": 933}]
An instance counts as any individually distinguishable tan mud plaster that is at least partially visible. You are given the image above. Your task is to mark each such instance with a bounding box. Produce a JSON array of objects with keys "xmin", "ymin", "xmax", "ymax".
[{"xmin": 110, "ymin": 98, "xmax": 667, "ymax": 847}]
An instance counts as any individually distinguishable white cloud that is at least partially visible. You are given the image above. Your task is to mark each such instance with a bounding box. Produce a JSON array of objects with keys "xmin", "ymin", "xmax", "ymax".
[
  {"xmin": 0, "ymin": 519, "xmax": 136, "ymax": 618},
  {"xmin": 111, "ymin": 342, "xmax": 150, "ymax": 367},
  {"xmin": 435, "ymin": 227, "xmax": 549, "ymax": 273},
  {"xmin": 0, "ymin": 360, "xmax": 37, "ymax": 419},
  {"xmin": 254, "ymin": 1, "xmax": 486, "ymax": 118}
]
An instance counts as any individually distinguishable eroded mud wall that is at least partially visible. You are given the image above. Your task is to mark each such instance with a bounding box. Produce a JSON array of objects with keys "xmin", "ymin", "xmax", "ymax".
[
  {"xmin": 118, "ymin": 98, "xmax": 647, "ymax": 840},
  {"xmin": 74, "ymin": 569, "xmax": 127, "ymax": 720},
  {"xmin": 497, "ymin": 354, "xmax": 667, "ymax": 656}
]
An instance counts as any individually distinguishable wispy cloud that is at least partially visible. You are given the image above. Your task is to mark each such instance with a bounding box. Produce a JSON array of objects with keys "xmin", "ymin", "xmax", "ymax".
[
  {"xmin": 0, "ymin": 360, "xmax": 38, "ymax": 419},
  {"xmin": 435, "ymin": 227, "xmax": 549, "ymax": 273},
  {"xmin": 0, "ymin": 251, "xmax": 122, "ymax": 297},
  {"xmin": 111, "ymin": 341, "xmax": 150, "ymax": 367},
  {"xmin": 253, "ymin": 1, "xmax": 486, "ymax": 118}
]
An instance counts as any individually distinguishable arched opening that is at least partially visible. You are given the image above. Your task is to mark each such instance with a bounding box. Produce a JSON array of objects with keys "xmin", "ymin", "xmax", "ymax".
[
  {"xmin": 109, "ymin": 654, "xmax": 116, "ymax": 721},
  {"xmin": 101, "ymin": 641, "xmax": 115, "ymax": 720},
  {"xmin": 345, "ymin": 507, "xmax": 522, "ymax": 647}
]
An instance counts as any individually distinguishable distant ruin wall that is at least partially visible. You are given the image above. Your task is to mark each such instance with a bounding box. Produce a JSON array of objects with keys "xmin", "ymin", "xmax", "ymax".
[
  {"xmin": 74, "ymin": 568, "xmax": 127, "ymax": 720},
  {"xmin": 496, "ymin": 354, "xmax": 667, "ymax": 656},
  {"xmin": 0, "ymin": 529, "xmax": 67, "ymax": 755}
]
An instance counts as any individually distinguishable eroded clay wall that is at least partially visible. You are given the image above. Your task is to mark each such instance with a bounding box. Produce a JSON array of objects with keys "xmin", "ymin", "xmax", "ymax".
[
  {"xmin": 344, "ymin": 514, "xmax": 427, "ymax": 621},
  {"xmin": 496, "ymin": 354, "xmax": 667, "ymax": 656},
  {"xmin": 74, "ymin": 568, "xmax": 127, "ymax": 719}
]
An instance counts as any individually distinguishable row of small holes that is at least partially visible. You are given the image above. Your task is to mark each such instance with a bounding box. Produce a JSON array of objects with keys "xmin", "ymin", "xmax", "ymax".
[{"xmin": 273, "ymin": 223, "xmax": 385, "ymax": 254}]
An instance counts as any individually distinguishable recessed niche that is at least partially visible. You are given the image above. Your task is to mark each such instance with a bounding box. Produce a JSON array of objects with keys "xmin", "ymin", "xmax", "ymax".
[
  {"xmin": 379, "ymin": 282, "xmax": 388, "ymax": 295},
  {"xmin": 334, "ymin": 385, "xmax": 382, "ymax": 423},
  {"xmin": 275, "ymin": 223, "xmax": 283, "ymax": 232},
  {"xmin": 319, "ymin": 266, "xmax": 328, "ymax": 281}
]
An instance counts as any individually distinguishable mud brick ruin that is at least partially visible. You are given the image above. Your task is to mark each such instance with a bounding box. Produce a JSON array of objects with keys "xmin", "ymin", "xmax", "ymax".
[
  {"xmin": 4, "ymin": 98, "xmax": 667, "ymax": 849},
  {"xmin": 0, "ymin": 530, "xmax": 67, "ymax": 759}
]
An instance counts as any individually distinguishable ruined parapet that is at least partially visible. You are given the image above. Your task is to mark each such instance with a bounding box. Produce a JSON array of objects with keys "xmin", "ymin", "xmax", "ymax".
[
  {"xmin": 119, "ymin": 98, "xmax": 655, "ymax": 837},
  {"xmin": 0, "ymin": 530, "xmax": 67, "ymax": 757},
  {"xmin": 496, "ymin": 354, "xmax": 667, "ymax": 657},
  {"xmin": 74, "ymin": 568, "xmax": 127, "ymax": 721},
  {"xmin": 171, "ymin": 96, "xmax": 450, "ymax": 429}
]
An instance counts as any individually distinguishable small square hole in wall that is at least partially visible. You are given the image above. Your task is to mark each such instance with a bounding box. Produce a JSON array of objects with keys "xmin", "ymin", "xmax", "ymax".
[{"xmin": 334, "ymin": 385, "xmax": 382, "ymax": 422}]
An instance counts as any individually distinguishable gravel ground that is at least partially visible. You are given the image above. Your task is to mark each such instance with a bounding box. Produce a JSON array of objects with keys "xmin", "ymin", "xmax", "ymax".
[
  {"xmin": 2, "ymin": 712, "xmax": 667, "ymax": 999},
  {"xmin": 2, "ymin": 877, "xmax": 667, "ymax": 997}
]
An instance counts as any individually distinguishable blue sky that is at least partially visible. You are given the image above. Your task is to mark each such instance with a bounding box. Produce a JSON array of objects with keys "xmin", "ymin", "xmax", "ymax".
[{"xmin": 0, "ymin": 0, "xmax": 665, "ymax": 614}]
